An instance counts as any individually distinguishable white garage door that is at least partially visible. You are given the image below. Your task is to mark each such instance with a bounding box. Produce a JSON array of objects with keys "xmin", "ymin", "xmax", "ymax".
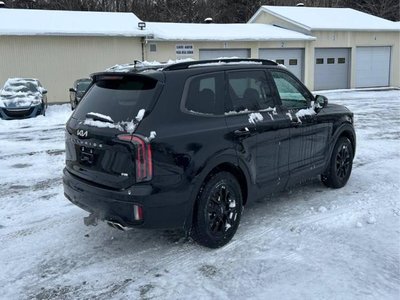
[
  {"xmin": 259, "ymin": 48, "xmax": 304, "ymax": 81},
  {"xmin": 356, "ymin": 46, "xmax": 391, "ymax": 88},
  {"xmin": 314, "ymin": 48, "xmax": 350, "ymax": 90},
  {"xmin": 199, "ymin": 49, "xmax": 250, "ymax": 60}
]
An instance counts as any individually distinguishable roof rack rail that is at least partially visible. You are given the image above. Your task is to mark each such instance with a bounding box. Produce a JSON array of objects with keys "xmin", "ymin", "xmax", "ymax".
[{"xmin": 163, "ymin": 58, "xmax": 278, "ymax": 71}]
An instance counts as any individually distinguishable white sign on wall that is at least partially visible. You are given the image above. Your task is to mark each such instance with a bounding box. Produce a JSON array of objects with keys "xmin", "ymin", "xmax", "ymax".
[{"xmin": 176, "ymin": 44, "xmax": 194, "ymax": 58}]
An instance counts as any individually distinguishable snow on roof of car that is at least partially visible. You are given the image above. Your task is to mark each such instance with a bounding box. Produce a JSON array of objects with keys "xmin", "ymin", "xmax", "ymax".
[
  {"xmin": 0, "ymin": 8, "xmax": 149, "ymax": 37},
  {"xmin": 146, "ymin": 22, "xmax": 316, "ymax": 41},
  {"xmin": 5, "ymin": 78, "xmax": 39, "ymax": 86},
  {"xmin": 249, "ymin": 6, "xmax": 400, "ymax": 32}
]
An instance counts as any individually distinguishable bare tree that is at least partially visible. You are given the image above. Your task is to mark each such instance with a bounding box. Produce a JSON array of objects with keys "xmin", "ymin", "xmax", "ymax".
[{"xmin": 5, "ymin": 0, "xmax": 399, "ymax": 21}]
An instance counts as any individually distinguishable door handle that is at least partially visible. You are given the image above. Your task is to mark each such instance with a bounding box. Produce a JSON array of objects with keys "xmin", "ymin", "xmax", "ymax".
[
  {"xmin": 234, "ymin": 127, "xmax": 252, "ymax": 136},
  {"xmin": 291, "ymin": 120, "xmax": 302, "ymax": 128}
]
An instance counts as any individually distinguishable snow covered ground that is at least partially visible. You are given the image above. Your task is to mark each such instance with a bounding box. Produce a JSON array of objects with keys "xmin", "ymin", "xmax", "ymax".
[{"xmin": 0, "ymin": 90, "xmax": 399, "ymax": 299}]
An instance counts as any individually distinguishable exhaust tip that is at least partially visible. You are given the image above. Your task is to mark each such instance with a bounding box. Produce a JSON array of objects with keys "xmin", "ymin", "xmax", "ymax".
[{"xmin": 107, "ymin": 220, "xmax": 126, "ymax": 231}]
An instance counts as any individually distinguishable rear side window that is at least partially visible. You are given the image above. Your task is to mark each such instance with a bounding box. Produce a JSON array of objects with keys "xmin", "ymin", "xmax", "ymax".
[
  {"xmin": 183, "ymin": 72, "xmax": 224, "ymax": 115},
  {"xmin": 73, "ymin": 75, "xmax": 158, "ymax": 122}
]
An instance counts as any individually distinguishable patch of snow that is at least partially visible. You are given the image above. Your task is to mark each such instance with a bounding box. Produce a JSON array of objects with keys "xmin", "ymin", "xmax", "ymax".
[
  {"xmin": 106, "ymin": 59, "xmax": 194, "ymax": 72},
  {"xmin": 148, "ymin": 131, "xmax": 156, "ymax": 141},
  {"xmin": 147, "ymin": 22, "xmax": 316, "ymax": 41},
  {"xmin": 121, "ymin": 120, "xmax": 137, "ymax": 134},
  {"xmin": 296, "ymin": 107, "xmax": 316, "ymax": 118},
  {"xmin": 225, "ymin": 109, "xmax": 250, "ymax": 115},
  {"xmin": 254, "ymin": 6, "xmax": 399, "ymax": 31},
  {"xmin": 0, "ymin": 78, "xmax": 44, "ymax": 108},
  {"xmin": 318, "ymin": 206, "xmax": 328, "ymax": 213},
  {"xmin": 189, "ymin": 61, "xmax": 262, "ymax": 68},
  {"xmin": 0, "ymin": 90, "xmax": 399, "ymax": 300},
  {"xmin": 135, "ymin": 109, "xmax": 146, "ymax": 122},
  {"xmin": 248, "ymin": 112, "xmax": 263, "ymax": 124},
  {"xmin": 286, "ymin": 112, "xmax": 293, "ymax": 121},
  {"xmin": 366, "ymin": 215, "xmax": 377, "ymax": 225},
  {"xmin": 83, "ymin": 119, "xmax": 123, "ymax": 131},
  {"xmin": 86, "ymin": 112, "xmax": 114, "ymax": 123},
  {"xmin": 0, "ymin": 8, "xmax": 148, "ymax": 37}
]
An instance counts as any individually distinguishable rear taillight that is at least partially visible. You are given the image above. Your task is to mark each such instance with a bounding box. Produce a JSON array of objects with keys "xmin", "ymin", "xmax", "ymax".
[{"xmin": 118, "ymin": 134, "xmax": 152, "ymax": 182}]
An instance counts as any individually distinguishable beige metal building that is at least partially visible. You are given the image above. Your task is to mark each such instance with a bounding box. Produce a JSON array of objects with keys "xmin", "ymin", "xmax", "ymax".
[
  {"xmin": 144, "ymin": 22, "xmax": 315, "ymax": 82},
  {"xmin": 0, "ymin": 9, "xmax": 148, "ymax": 102},
  {"xmin": 0, "ymin": 6, "xmax": 399, "ymax": 103},
  {"xmin": 248, "ymin": 6, "xmax": 400, "ymax": 90}
]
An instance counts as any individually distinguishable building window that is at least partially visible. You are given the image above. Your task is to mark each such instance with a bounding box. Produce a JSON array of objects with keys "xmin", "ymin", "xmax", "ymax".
[
  {"xmin": 327, "ymin": 58, "xmax": 335, "ymax": 64},
  {"xmin": 149, "ymin": 44, "xmax": 157, "ymax": 52},
  {"xmin": 316, "ymin": 58, "xmax": 324, "ymax": 64},
  {"xmin": 276, "ymin": 59, "xmax": 284, "ymax": 65},
  {"xmin": 289, "ymin": 59, "xmax": 298, "ymax": 66},
  {"xmin": 338, "ymin": 58, "xmax": 346, "ymax": 64}
]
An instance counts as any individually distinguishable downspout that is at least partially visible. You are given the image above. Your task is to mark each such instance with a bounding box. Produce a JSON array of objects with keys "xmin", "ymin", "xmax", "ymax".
[{"xmin": 141, "ymin": 37, "xmax": 145, "ymax": 61}]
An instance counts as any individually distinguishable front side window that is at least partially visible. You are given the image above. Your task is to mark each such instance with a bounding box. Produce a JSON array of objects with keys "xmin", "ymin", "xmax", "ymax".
[
  {"xmin": 270, "ymin": 70, "xmax": 311, "ymax": 109},
  {"xmin": 183, "ymin": 72, "xmax": 224, "ymax": 115},
  {"xmin": 226, "ymin": 70, "xmax": 274, "ymax": 113}
]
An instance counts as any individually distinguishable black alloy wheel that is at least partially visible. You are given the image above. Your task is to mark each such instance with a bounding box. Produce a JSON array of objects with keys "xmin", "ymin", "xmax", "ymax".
[
  {"xmin": 192, "ymin": 172, "xmax": 243, "ymax": 248},
  {"xmin": 322, "ymin": 137, "xmax": 353, "ymax": 188}
]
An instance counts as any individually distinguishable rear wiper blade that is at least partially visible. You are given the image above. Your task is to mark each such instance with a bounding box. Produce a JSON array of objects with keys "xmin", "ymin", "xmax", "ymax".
[{"xmin": 86, "ymin": 112, "xmax": 114, "ymax": 124}]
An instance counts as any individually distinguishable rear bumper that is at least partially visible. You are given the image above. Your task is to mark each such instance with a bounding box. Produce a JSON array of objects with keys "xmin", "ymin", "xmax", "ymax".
[
  {"xmin": 63, "ymin": 168, "xmax": 191, "ymax": 229},
  {"xmin": 0, "ymin": 104, "xmax": 43, "ymax": 120}
]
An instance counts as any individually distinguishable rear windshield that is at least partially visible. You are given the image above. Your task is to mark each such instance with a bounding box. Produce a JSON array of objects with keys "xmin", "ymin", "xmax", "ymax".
[{"xmin": 72, "ymin": 75, "xmax": 158, "ymax": 122}]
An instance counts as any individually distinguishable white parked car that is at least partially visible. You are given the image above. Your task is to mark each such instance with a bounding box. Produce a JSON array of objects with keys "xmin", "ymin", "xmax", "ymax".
[{"xmin": 0, "ymin": 78, "xmax": 48, "ymax": 119}]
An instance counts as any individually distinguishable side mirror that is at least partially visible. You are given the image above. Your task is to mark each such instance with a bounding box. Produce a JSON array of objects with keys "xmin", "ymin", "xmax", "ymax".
[
  {"xmin": 42, "ymin": 89, "xmax": 48, "ymax": 94},
  {"xmin": 314, "ymin": 95, "xmax": 328, "ymax": 113},
  {"xmin": 69, "ymin": 88, "xmax": 76, "ymax": 102}
]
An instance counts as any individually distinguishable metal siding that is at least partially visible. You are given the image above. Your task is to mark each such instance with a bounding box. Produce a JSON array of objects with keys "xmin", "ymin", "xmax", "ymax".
[
  {"xmin": 259, "ymin": 48, "xmax": 304, "ymax": 81},
  {"xmin": 355, "ymin": 46, "xmax": 391, "ymax": 88},
  {"xmin": 199, "ymin": 49, "xmax": 250, "ymax": 60},
  {"xmin": 0, "ymin": 36, "xmax": 142, "ymax": 103},
  {"xmin": 314, "ymin": 48, "xmax": 351, "ymax": 90}
]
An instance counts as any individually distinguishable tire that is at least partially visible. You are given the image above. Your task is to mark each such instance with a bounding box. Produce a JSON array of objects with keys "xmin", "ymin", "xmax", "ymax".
[
  {"xmin": 322, "ymin": 137, "xmax": 353, "ymax": 188},
  {"xmin": 41, "ymin": 103, "xmax": 46, "ymax": 117},
  {"xmin": 191, "ymin": 172, "xmax": 243, "ymax": 248}
]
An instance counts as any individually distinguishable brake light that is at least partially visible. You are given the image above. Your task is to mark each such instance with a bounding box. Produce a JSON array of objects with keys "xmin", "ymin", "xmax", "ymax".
[{"xmin": 118, "ymin": 134, "xmax": 152, "ymax": 182}]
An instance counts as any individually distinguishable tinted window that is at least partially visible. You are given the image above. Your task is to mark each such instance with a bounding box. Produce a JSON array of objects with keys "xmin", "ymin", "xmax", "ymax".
[
  {"xmin": 184, "ymin": 72, "xmax": 224, "ymax": 115},
  {"xmin": 76, "ymin": 81, "xmax": 91, "ymax": 93},
  {"xmin": 270, "ymin": 70, "xmax": 310, "ymax": 109},
  {"xmin": 73, "ymin": 75, "xmax": 158, "ymax": 122},
  {"xmin": 226, "ymin": 70, "xmax": 274, "ymax": 112}
]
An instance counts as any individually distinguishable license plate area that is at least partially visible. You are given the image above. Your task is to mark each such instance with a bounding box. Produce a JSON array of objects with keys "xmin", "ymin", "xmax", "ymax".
[{"xmin": 79, "ymin": 146, "xmax": 95, "ymax": 165}]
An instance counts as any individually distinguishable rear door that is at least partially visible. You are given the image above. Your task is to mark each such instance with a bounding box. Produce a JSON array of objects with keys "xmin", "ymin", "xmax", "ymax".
[{"xmin": 65, "ymin": 73, "xmax": 162, "ymax": 189}]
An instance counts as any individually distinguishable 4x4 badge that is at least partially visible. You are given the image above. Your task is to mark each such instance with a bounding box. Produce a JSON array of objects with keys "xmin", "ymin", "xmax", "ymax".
[{"xmin": 77, "ymin": 129, "xmax": 88, "ymax": 138}]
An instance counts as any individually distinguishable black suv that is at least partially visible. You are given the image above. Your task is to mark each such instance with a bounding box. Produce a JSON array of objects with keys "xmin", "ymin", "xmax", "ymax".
[
  {"xmin": 69, "ymin": 78, "xmax": 92, "ymax": 110},
  {"xmin": 63, "ymin": 59, "xmax": 356, "ymax": 248}
]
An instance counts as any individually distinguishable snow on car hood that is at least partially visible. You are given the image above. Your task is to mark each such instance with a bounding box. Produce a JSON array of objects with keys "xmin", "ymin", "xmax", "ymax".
[
  {"xmin": 0, "ymin": 91, "xmax": 41, "ymax": 108},
  {"xmin": 0, "ymin": 78, "xmax": 43, "ymax": 108}
]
